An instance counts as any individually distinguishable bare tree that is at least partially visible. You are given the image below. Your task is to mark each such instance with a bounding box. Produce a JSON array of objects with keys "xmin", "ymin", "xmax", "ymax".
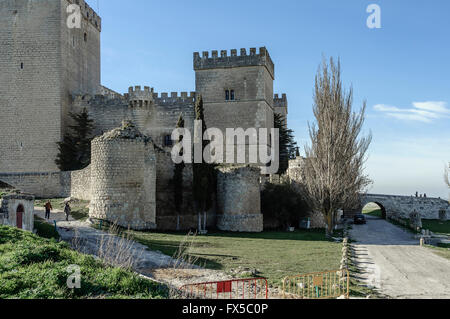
[{"xmin": 303, "ymin": 57, "xmax": 372, "ymax": 236}]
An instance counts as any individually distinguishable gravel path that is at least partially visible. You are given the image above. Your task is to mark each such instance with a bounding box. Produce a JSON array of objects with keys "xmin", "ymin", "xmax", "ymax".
[
  {"xmin": 34, "ymin": 209, "xmax": 231, "ymax": 289},
  {"xmin": 350, "ymin": 215, "xmax": 450, "ymax": 299}
]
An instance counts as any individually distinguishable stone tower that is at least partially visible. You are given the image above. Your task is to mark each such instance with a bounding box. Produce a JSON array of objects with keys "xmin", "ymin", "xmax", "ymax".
[
  {"xmin": 0, "ymin": 0, "xmax": 101, "ymax": 173},
  {"xmin": 89, "ymin": 122, "xmax": 156, "ymax": 230},
  {"xmin": 194, "ymin": 47, "xmax": 275, "ymax": 164}
]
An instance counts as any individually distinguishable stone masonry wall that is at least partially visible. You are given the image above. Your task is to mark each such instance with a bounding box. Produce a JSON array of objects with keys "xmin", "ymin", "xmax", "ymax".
[
  {"xmin": 194, "ymin": 48, "xmax": 275, "ymax": 165},
  {"xmin": 217, "ymin": 165, "xmax": 263, "ymax": 232},
  {"xmin": 89, "ymin": 125, "xmax": 156, "ymax": 230},
  {"xmin": 0, "ymin": 193, "xmax": 35, "ymax": 231},
  {"xmin": 0, "ymin": 0, "xmax": 62, "ymax": 173}
]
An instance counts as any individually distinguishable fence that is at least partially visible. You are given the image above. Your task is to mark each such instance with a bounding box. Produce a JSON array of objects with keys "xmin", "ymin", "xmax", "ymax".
[
  {"xmin": 282, "ymin": 269, "xmax": 349, "ymax": 299},
  {"xmin": 179, "ymin": 278, "xmax": 268, "ymax": 299}
]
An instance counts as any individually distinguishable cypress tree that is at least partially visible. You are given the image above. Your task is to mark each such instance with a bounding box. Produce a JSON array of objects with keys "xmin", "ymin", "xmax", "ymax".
[
  {"xmin": 193, "ymin": 95, "xmax": 216, "ymax": 231},
  {"xmin": 274, "ymin": 113, "xmax": 298, "ymax": 175},
  {"xmin": 173, "ymin": 114, "xmax": 185, "ymax": 215},
  {"xmin": 55, "ymin": 108, "xmax": 94, "ymax": 171}
]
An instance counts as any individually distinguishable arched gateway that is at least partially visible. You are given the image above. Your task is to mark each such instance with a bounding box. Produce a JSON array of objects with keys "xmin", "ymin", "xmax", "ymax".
[{"xmin": 344, "ymin": 194, "xmax": 449, "ymax": 220}]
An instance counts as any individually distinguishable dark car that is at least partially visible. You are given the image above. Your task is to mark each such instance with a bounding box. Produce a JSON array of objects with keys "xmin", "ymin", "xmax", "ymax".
[{"xmin": 354, "ymin": 214, "xmax": 367, "ymax": 225}]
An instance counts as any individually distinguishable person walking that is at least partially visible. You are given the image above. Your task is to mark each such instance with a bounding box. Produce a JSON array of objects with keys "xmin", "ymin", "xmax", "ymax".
[
  {"xmin": 44, "ymin": 200, "xmax": 52, "ymax": 220},
  {"xmin": 64, "ymin": 202, "xmax": 71, "ymax": 222}
]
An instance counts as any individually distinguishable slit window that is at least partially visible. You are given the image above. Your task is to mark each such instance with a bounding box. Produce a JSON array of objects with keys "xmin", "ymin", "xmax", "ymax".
[
  {"xmin": 84, "ymin": 33, "xmax": 87, "ymax": 42},
  {"xmin": 164, "ymin": 135, "xmax": 173, "ymax": 147},
  {"xmin": 20, "ymin": 62, "xmax": 23, "ymax": 69}
]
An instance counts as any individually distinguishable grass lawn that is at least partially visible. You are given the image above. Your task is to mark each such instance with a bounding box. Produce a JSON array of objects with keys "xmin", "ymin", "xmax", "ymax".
[
  {"xmin": 421, "ymin": 220, "xmax": 450, "ymax": 236},
  {"xmin": 35, "ymin": 198, "xmax": 90, "ymax": 221},
  {"xmin": 127, "ymin": 229, "xmax": 342, "ymax": 288},
  {"xmin": 426, "ymin": 245, "xmax": 450, "ymax": 261},
  {"xmin": 0, "ymin": 225, "xmax": 168, "ymax": 299}
]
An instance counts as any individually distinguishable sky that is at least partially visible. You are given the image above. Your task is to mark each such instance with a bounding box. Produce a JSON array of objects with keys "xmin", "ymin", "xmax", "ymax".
[{"xmin": 86, "ymin": 0, "xmax": 450, "ymax": 199}]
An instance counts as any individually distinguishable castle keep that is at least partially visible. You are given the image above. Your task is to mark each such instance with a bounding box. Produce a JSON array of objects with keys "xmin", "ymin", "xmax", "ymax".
[{"xmin": 0, "ymin": 0, "xmax": 288, "ymax": 231}]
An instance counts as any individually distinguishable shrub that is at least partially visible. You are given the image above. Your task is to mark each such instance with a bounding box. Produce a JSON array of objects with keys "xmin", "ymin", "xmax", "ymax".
[{"xmin": 261, "ymin": 182, "xmax": 310, "ymax": 229}]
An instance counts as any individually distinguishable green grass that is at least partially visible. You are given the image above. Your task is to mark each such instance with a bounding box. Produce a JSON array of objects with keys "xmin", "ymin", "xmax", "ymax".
[
  {"xmin": 0, "ymin": 225, "xmax": 168, "ymax": 299},
  {"xmin": 35, "ymin": 198, "xmax": 67, "ymax": 210},
  {"xmin": 362, "ymin": 203, "xmax": 382, "ymax": 218},
  {"xmin": 425, "ymin": 245, "xmax": 450, "ymax": 261},
  {"xmin": 34, "ymin": 217, "xmax": 60, "ymax": 240},
  {"xmin": 421, "ymin": 220, "xmax": 450, "ymax": 236},
  {"xmin": 127, "ymin": 229, "xmax": 342, "ymax": 288}
]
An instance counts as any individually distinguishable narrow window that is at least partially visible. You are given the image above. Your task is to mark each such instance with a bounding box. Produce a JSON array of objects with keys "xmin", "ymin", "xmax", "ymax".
[
  {"xmin": 230, "ymin": 90, "xmax": 235, "ymax": 101},
  {"xmin": 164, "ymin": 135, "xmax": 173, "ymax": 147},
  {"xmin": 225, "ymin": 90, "xmax": 230, "ymax": 101},
  {"xmin": 20, "ymin": 62, "xmax": 23, "ymax": 69},
  {"xmin": 84, "ymin": 33, "xmax": 87, "ymax": 42}
]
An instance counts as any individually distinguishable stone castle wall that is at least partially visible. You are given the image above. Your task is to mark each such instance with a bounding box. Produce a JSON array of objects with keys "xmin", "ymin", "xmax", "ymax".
[
  {"xmin": 217, "ymin": 166, "xmax": 263, "ymax": 232},
  {"xmin": 0, "ymin": 0, "xmax": 100, "ymax": 173},
  {"xmin": 194, "ymin": 48, "xmax": 276, "ymax": 165},
  {"xmin": 89, "ymin": 127, "xmax": 156, "ymax": 230}
]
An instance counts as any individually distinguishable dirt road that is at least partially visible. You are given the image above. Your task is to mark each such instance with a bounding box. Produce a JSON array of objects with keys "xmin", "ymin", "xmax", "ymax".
[{"xmin": 350, "ymin": 215, "xmax": 450, "ymax": 299}]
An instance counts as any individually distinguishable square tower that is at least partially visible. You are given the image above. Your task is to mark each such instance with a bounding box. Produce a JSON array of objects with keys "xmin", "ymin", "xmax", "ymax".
[
  {"xmin": 194, "ymin": 47, "xmax": 275, "ymax": 164},
  {"xmin": 0, "ymin": 0, "xmax": 101, "ymax": 173}
]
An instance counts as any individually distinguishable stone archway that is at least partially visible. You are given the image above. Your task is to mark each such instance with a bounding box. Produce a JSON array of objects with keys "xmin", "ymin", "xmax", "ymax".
[{"xmin": 361, "ymin": 201, "xmax": 387, "ymax": 219}]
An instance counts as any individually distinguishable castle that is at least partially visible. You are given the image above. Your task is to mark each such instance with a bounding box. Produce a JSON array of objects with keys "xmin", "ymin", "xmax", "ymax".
[{"xmin": 0, "ymin": 0, "xmax": 289, "ymax": 231}]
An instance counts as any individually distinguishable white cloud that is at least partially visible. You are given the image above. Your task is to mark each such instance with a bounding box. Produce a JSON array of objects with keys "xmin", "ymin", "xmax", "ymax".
[{"xmin": 373, "ymin": 101, "xmax": 450, "ymax": 123}]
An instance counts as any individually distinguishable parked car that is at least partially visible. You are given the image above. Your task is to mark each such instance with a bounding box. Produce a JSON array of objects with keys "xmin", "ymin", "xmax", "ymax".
[{"xmin": 354, "ymin": 214, "xmax": 367, "ymax": 225}]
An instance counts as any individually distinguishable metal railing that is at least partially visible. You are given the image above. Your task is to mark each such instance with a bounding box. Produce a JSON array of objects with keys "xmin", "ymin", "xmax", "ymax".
[
  {"xmin": 282, "ymin": 269, "xmax": 349, "ymax": 299},
  {"xmin": 179, "ymin": 278, "xmax": 269, "ymax": 299}
]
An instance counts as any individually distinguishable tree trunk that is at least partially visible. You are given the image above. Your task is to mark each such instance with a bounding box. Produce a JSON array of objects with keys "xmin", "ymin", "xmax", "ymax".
[
  {"xmin": 203, "ymin": 211, "xmax": 207, "ymax": 231},
  {"xmin": 198, "ymin": 213, "xmax": 201, "ymax": 232},
  {"xmin": 324, "ymin": 210, "xmax": 334, "ymax": 238}
]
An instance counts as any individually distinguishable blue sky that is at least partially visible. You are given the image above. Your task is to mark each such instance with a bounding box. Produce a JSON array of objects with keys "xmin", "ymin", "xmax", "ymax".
[{"xmin": 86, "ymin": 0, "xmax": 450, "ymax": 198}]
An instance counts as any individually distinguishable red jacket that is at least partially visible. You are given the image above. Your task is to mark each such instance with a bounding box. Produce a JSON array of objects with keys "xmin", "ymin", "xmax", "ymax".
[{"xmin": 44, "ymin": 202, "xmax": 53, "ymax": 211}]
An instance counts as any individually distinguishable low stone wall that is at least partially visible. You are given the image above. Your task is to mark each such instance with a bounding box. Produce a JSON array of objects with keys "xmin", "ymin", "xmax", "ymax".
[
  {"xmin": 156, "ymin": 212, "xmax": 217, "ymax": 231},
  {"xmin": 69, "ymin": 166, "xmax": 92, "ymax": 201},
  {"xmin": 308, "ymin": 211, "xmax": 327, "ymax": 229},
  {"xmin": 217, "ymin": 214, "xmax": 263, "ymax": 233}
]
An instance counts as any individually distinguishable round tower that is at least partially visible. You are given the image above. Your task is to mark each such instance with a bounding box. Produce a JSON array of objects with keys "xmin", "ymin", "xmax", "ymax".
[
  {"xmin": 89, "ymin": 121, "xmax": 156, "ymax": 230},
  {"xmin": 216, "ymin": 165, "xmax": 263, "ymax": 232}
]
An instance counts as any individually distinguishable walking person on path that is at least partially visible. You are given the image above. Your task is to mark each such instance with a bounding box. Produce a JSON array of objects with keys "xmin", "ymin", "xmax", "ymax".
[
  {"xmin": 44, "ymin": 201, "xmax": 52, "ymax": 220},
  {"xmin": 64, "ymin": 202, "xmax": 71, "ymax": 222}
]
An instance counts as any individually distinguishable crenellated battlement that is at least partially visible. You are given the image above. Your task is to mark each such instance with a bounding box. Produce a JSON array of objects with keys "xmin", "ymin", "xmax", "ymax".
[
  {"xmin": 125, "ymin": 86, "xmax": 154, "ymax": 108},
  {"xmin": 193, "ymin": 47, "xmax": 275, "ymax": 79},
  {"xmin": 153, "ymin": 91, "xmax": 196, "ymax": 105},
  {"xmin": 274, "ymin": 94, "xmax": 288, "ymax": 108},
  {"xmin": 66, "ymin": 0, "xmax": 102, "ymax": 31}
]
